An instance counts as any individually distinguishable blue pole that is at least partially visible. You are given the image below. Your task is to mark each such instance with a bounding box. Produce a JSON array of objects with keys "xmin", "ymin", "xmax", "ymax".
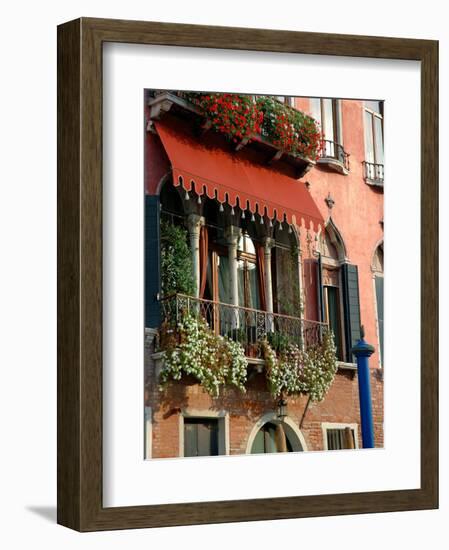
[{"xmin": 351, "ymin": 326, "xmax": 375, "ymax": 448}]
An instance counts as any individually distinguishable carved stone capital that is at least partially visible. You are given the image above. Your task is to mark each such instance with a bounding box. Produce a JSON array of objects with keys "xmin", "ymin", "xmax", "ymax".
[
  {"xmin": 186, "ymin": 213, "xmax": 205, "ymax": 236},
  {"xmin": 263, "ymin": 237, "xmax": 276, "ymax": 253},
  {"xmin": 224, "ymin": 225, "xmax": 242, "ymax": 247}
]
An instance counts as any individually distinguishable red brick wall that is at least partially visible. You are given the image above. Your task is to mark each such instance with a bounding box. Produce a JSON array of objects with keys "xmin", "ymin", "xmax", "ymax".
[{"xmin": 145, "ymin": 349, "xmax": 384, "ymax": 458}]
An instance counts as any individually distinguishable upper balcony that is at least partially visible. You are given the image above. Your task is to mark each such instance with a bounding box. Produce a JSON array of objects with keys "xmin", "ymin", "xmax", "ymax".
[
  {"xmin": 159, "ymin": 293, "xmax": 327, "ymax": 361},
  {"xmin": 317, "ymin": 139, "xmax": 350, "ymax": 175},
  {"xmin": 147, "ymin": 91, "xmax": 319, "ymax": 180},
  {"xmin": 363, "ymin": 161, "xmax": 384, "ymax": 187}
]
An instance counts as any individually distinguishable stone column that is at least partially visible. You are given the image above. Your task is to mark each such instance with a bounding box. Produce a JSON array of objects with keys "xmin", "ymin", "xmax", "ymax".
[
  {"xmin": 186, "ymin": 214, "xmax": 205, "ymax": 297},
  {"xmin": 225, "ymin": 225, "xmax": 241, "ymax": 329},
  {"xmin": 225, "ymin": 225, "xmax": 241, "ymax": 306},
  {"xmin": 293, "ymin": 237, "xmax": 303, "ymax": 316},
  {"xmin": 263, "ymin": 237, "xmax": 275, "ymax": 315}
]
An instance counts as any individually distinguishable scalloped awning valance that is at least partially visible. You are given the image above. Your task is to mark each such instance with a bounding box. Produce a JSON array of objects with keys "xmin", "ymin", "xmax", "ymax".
[{"xmin": 155, "ymin": 120, "xmax": 323, "ymax": 231}]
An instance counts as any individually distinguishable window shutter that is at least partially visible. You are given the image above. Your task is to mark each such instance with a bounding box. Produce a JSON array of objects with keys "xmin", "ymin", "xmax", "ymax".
[
  {"xmin": 342, "ymin": 263, "xmax": 361, "ymax": 362},
  {"xmin": 316, "ymin": 254, "xmax": 325, "ymax": 322},
  {"xmin": 184, "ymin": 422, "xmax": 198, "ymax": 457},
  {"xmin": 145, "ymin": 194, "xmax": 161, "ymax": 328},
  {"xmin": 375, "ymin": 276, "xmax": 384, "ymax": 365}
]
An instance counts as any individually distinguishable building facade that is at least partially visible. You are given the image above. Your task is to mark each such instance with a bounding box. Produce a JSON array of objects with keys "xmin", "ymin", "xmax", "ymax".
[{"xmin": 144, "ymin": 91, "xmax": 384, "ymax": 458}]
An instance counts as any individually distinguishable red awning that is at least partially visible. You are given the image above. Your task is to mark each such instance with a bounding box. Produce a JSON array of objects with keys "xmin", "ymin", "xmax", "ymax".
[{"xmin": 155, "ymin": 120, "xmax": 323, "ymax": 231}]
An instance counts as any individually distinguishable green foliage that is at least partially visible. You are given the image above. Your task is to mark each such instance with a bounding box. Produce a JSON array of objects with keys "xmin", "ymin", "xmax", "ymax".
[
  {"xmin": 267, "ymin": 331, "xmax": 293, "ymax": 353},
  {"xmin": 160, "ymin": 221, "xmax": 195, "ymax": 297},
  {"xmin": 256, "ymin": 96, "xmax": 322, "ymax": 160},
  {"xmin": 159, "ymin": 314, "xmax": 248, "ymax": 397},
  {"xmin": 260, "ymin": 329, "xmax": 338, "ymax": 402}
]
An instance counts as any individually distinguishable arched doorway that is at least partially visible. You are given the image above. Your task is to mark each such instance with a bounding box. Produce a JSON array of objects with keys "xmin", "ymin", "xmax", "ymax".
[
  {"xmin": 246, "ymin": 413, "xmax": 307, "ymax": 454},
  {"xmin": 251, "ymin": 422, "xmax": 294, "ymax": 453}
]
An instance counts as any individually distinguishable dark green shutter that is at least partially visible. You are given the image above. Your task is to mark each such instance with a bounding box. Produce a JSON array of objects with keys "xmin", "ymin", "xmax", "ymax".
[
  {"xmin": 375, "ymin": 276, "xmax": 384, "ymax": 365},
  {"xmin": 184, "ymin": 421, "xmax": 198, "ymax": 457},
  {"xmin": 184, "ymin": 419, "xmax": 219, "ymax": 457},
  {"xmin": 316, "ymin": 254, "xmax": 325, "ymax": 322},
  {"xmin": 145, "ymin": 194, "xmax": 160, "ymax": 328},
  {"xmin": 197, "ymin": 421, "xmax": 219, "ymax": 456},
  {"xmin": 342, "ymin": 263, "xmax": 361, "ymax": 362},
  {"xmin": 327, "ymin": 286, "xmax": 343, "ymax": 360}
]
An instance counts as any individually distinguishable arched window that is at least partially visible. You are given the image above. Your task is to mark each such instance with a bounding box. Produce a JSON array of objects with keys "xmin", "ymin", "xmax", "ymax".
[
  {"xmin": 159, "ymin": 177, "xmax": 184, "ymax": 224},
  {"xmin": 372, "ymin": 243, "xmax": 384, "ymax": 366},
  {"xmin": 320, "ymin": 222, "xmax": 347, "ymax": 360},
  {"xmin": 322, "ymin": 231, "xmax": 339, "ymax": 262},
  {"xmin": 237, "ymin": 232, "xmax": 260, "ymax": 310}
]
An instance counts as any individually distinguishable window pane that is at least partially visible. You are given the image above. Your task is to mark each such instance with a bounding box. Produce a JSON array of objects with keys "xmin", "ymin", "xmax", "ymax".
[
  {"xmin": 322, "ymin": 99, "xmax": 335, "ymax": 142},
  {"xmin": 247, "ymin": 264, "xmax": 260, "ymax": 310},
  {"xmin": 364, "ymin": 111, "xmax": 375, "ymax": 163},
  {"xmin": 238, "ymin": 233, "xmax": 256, "ymax": 255},
  {"xmin": 218, "ymin": 255, "xmax": 232, "ymax": 332},
  {"xmin": 245, "ymin": 234, "xmax": 256, "ymax": 255},
  {"xmin": 205, "ymin": 252, "xmax": 214, "ymax": 302},
  {"xmin": 374, "ymin": 116, "xmax": 384, "ymax": 164},
  {"xmin": 310, "ymin": 97, "xmax": 321, "ymax": 125},
  {"xmin": 237, "ymin": 261, "xmax": 245, "ymax": 307},
  {"xmin": 218, "ymin": 255, "xmax": 230, "ymax": 304},
  {"xmin": 365, "ymin": 100, "xmax": 382, "ymax": 114},
  {"xmin": 327, "ymin": 428, "xmax": 349, "ymax": 450}
]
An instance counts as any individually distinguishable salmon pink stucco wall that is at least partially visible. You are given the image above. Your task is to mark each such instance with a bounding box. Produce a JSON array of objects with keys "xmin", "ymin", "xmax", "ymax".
[{"xmin": 295, "ymin": 97, "xmax": 384, "ymax": 368}]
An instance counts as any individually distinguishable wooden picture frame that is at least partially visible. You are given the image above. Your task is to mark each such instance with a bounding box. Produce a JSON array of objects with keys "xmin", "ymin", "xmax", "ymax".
[{"xmin": 57, "ymin": 17, "xmax": 438, "ymax": 531}]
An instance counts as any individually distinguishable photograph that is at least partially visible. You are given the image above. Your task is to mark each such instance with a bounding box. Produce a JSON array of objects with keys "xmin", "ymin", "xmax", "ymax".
[{"xmin": 143, "ymin": 90, "xmax": 384, "ymax": 458}]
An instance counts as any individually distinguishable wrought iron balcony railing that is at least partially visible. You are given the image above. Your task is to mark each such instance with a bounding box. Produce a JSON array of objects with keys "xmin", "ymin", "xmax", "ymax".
[
  {"xmin": 363, "ymin": 161, "xmax": 384, "ymax": 185},
  {"xmin": 319, "ymin": 140, "xmax": 350, "ymax": 172},
  {"xmin": 160, "ymin": 293, "xmax": 328, "ymax": 357}
]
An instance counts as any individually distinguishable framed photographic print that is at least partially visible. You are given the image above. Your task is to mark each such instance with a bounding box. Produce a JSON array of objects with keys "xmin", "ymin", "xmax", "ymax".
[{"xmin": 57, "ymin": 17, "xmax": 438, "ymax": 531}]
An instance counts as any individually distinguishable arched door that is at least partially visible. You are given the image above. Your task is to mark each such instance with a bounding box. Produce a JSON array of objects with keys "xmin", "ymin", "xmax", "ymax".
[{"xmin": 250, "ymin": 422, "xmax": 294, "ymax": 453}]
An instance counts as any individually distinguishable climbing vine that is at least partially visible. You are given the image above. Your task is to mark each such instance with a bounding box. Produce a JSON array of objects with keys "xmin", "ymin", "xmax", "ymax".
[{"xmin": 160, "ymin": 220, "xmax": 195, "ymax": 297}]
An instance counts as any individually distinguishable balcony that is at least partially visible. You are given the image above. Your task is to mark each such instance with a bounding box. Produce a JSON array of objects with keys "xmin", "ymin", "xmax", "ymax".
[
  {"xmin": 160, "ymin": 293, "xmax": 327, "ymax": 359},
  {"xmin": 363, "ymin": 161, "xmax": 384, "ymax": 187},
  {"xmin": 317, "ymin": 140, "xmax": 350, "ymax": 175},
  {"xmin": 147, "ymin": 91, "xmax": 317, "ymax": 179}
]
